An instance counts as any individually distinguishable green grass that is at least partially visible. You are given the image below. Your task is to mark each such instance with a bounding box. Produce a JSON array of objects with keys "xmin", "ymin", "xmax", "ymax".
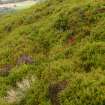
[{"xmin": 0, "ymin": 0, "xmax": 105, "ymax": 105}]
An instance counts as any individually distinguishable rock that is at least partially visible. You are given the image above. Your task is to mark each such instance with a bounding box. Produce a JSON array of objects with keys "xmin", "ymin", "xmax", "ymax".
[
  {"xmin": 49, "ymin": 80, "xmax": 68, "ymax": 105},
  {"xmin": 0, "ymin": 64, "xmax": 12, "ymax": 76},
  {"xmin": 96, "ymin": 8, "xmax": 105, "ymax": 13},
  {"xmin": 17, "ymin": 54, "xmax": 33, "ymax": 65}
]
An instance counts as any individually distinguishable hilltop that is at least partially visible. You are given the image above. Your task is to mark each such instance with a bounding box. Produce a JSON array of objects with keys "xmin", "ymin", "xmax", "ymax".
[{"xmin": 0, "ymin": 0, "xmax": 105, "ymax": 105}]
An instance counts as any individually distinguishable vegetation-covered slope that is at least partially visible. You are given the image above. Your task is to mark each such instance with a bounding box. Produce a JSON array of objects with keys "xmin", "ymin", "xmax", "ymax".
[{"xmin": 0, "ymin": 0, "xmax": 105, "ymax": 105}]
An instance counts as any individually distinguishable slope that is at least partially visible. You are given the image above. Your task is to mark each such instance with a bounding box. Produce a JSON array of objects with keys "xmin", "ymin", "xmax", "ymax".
[{"xmin": 0, "ymin": 0, "xmax": 105, "ymax": 105}]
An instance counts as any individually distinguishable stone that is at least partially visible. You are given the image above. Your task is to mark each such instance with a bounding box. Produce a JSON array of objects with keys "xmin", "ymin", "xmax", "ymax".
[
  {"xmin": 0, "ymin": 64, "xmax": 12, "ymax": 76},
  {"xmin": 49, "ymin": 80, "xmax": 68, "ymax": 105},
  {"xmin": 17, "ymin": 54, "xmax": 33, "ymax": 65}
]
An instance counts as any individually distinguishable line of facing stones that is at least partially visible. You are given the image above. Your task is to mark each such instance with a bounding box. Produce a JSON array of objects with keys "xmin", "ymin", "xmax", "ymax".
[
  {"xmin": 0, "ymin": 54, "xmax": 68, "ymax": 105},
  {"xmin": 0, "ymin": 54, "xmax": 33, "ymax": 76}
]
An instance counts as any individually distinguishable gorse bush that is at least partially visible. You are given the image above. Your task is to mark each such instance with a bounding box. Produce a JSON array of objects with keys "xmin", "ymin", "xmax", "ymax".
[
  {"xmin": 76, "ymin": 42, "xmax": 105, "ymax": 72},
  {"xmin": 54, "ymin": 13, "xmax": 69, "ymax": 32},
  {"xmin": 60, "ymin": 69, "xmax": 105, "ymax": 105}
]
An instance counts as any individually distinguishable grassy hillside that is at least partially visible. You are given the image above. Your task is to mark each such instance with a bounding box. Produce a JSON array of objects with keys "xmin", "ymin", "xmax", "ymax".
[{"xmin": 0, "ymin": 0, "xmax": 105, "ymax": 105}]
